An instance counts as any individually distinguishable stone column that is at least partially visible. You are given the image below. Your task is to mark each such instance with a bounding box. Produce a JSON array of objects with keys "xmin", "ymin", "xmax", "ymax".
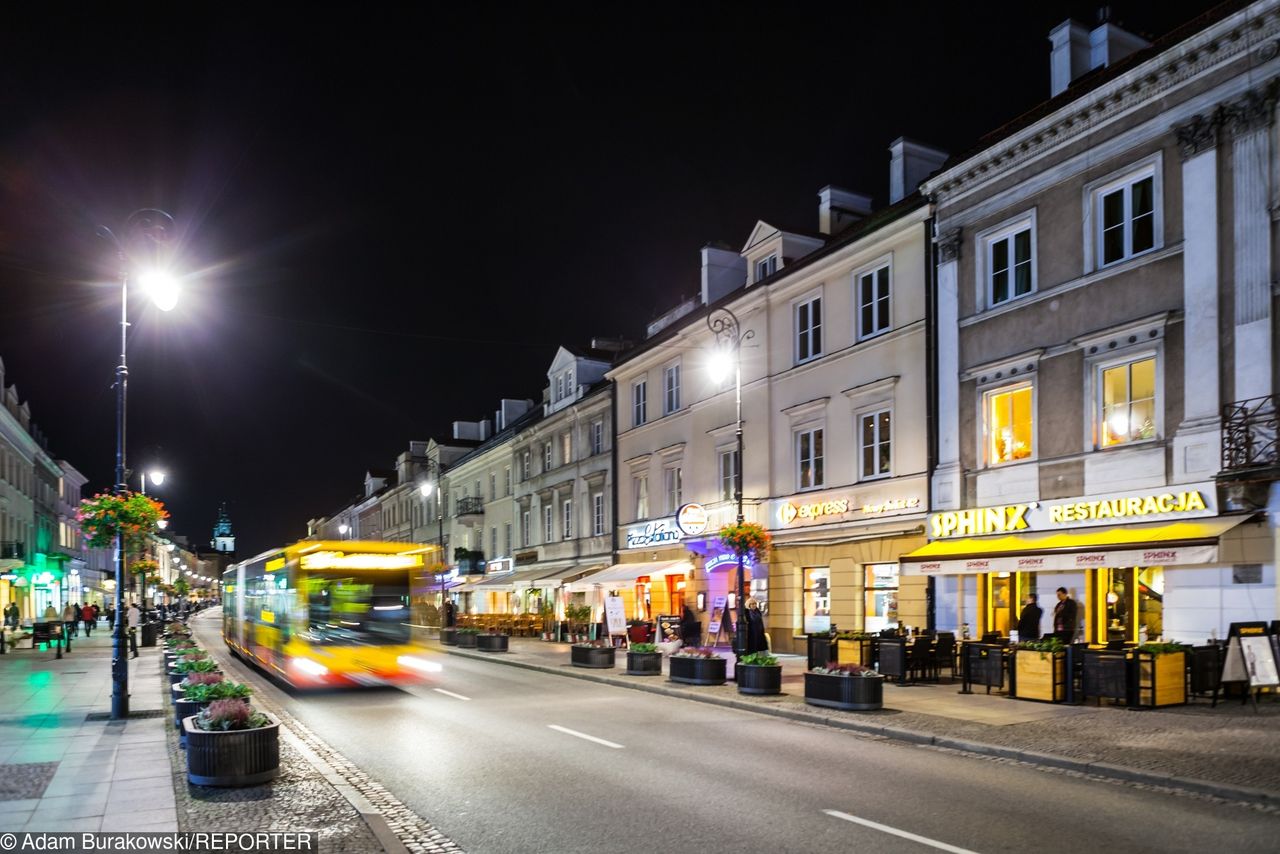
[
  {"xmin": 1171, "ymin": 113, "xmax": 1223, "ymax": 482},
  {"xmin": 1229, "ymin": 86, "xmax": 1277, "ymax": 403},
  {"xmin": 932, "ymin": 230, "xmax": 962, "ymax": 510}
]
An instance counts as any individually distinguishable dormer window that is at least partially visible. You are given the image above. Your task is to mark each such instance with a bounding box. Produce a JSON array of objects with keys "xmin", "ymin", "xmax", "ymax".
[
  {"xmin": 756, "ymin": 254, "xmax": 777, "ymax": 282},
  {"xmin": 555, "ymin": 374, "xmax": 565, "ymax": 402}
]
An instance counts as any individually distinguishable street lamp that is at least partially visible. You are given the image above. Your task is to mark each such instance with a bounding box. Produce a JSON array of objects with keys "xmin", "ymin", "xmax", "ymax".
[
  {"xmin": 139, "ymin": 470, "xmax": 166, "ymax": 495},
  {"xmin": 419, "ymin": 470, "xmax": 447, "ymax": 628},
  {"xmin": 338, "ymin": 523, "xmax": 349, "ymax": 539},
  {"xmin": 96, "ymin": 208, "xmax": 179, "ymax": 721},
  {"xmin": 707, "ymin": 306, "xmax": 754, "ymax": 674}
]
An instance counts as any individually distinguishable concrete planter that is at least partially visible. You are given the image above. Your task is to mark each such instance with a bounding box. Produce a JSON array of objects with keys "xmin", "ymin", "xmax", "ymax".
[
  {"xmin": 440, "ymin": 627, "xmax": 459, "ymax": 646},
  {"xmin": 456, "ymin": 632, "xmax": 479, "ymax": 649},
  {"xmin": 183, "ymin": 713, "xmax": 280, "ymax": 787},
  {"xmin": 803, "ymin": 672, "xmax": 884, "ymax": 711},
  {"xmin": 669, "ymin": 655, "xmax": 726, "ymax": 686},
  {"xmin": 737, "ymin": 663, "xmax": 782, "ymax": 695},
  {"xmin": 476, "ymin": 633, "xmax": 509, "ymax": 652},
  {"xmin": 570, "ymin": 645, "xmax": 616, "ymax": 669},
  {"xmin": 625, "ymin": 651, "xmax": 662, "ymax": 676}
]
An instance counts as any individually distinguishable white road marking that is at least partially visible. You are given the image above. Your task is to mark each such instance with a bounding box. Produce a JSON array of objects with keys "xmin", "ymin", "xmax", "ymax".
[
  {"xmin": 547, "ymin": 724, "xmax": 624, "ymax": 749},
  {"xmin": 432, "ymin": 688, "xmax": 471, "ymax": 701},
  {"xmin": 823, "ymin": 810, "xmax": 981, "ymax": 854}
]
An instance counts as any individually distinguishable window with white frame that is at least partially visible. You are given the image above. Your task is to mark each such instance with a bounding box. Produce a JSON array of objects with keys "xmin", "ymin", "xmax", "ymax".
[
  {"xmin": 756, "ymin": 254, "xmax": 777, "ymax": 281},
  {"xmin": 1098, "ymin": 355, "xmax": 1157, "ymax": 447},
  {"xmin": 521, "ymin": 451, "xmax": 531, "ymax": 480},
  {"xmin": 560, "ymin": 432, "xmax": 572, "ymax": 466},
  {"xmin": 633, "ymin": 474, "xmax": 648, "ymax": 519},
  {"xmin": 718, "ymin": 449, "xmax": 739, "ymax": 503},
  {"xmin": 490, "ymin": 527, "xmax": 497, "ymax": 557},
  {"xmin": 632, "ymin": 380, "xmax": 647, "ymax": 427},
  {"xmin": 522, "ymin": 510, "xmax": 530, "ymax": 547},
  {"xmin": 859, "ymin": 408, "xmax": 892, "ymax": 480},
  {"xmin": 663, "ymin": 363, "xmax": 681, "ymax": 414},
  {"xmin": 592, "ymin": 492, "xmax": 605, "ymax": 536},
  {"xmin": 543, "ymin": 505, "xmax": 553, "ymax": 543},
  {"xmin": 987, "ymin": 224, "xmax": 1033, "ymax": 307},
  {"xmin": 984, "ymin": 383, "xmax": 1034, "ymax": 465},
  {"xmin": 504, "ymin": 522, "xmax": 512, "ymax": 555},
  {"xmin": 543, "ymin": 442, "xmax": 553, "ymax": 471},
  {"xmin": 795, "ymin": 293, "xmax": 823, "ymax": 363},
  {"xmin": 1098, "ymin": 170, "xmax": 1156, "ymax": 267},
  {"xmin": 796, "ymin": 427, "xmax": 824, "ymax": 490},
  {"xmin": 857, "ymin": 264, "xmax": 891, "ymax": 339},
  {"xmin": 563, "ymin": 499, "xmax": 573, "ymax": 539},
  {"xmin": 555, "ymin": 373, "xmax": 565, "ymax": 402},
  {"xmin": 489, "ymin": 473, "xmax": 496, "ymax": 501},
  {"xmin": 663, "ymin": 466, "xmax": 682, "ymax": 514},
  {"xmin": 590, "ymin": 420, "xmax": 604, "ymax": 456},
  {"xmin": 504, "ymin": 466, "xmax": 511, "ymax": 495}
]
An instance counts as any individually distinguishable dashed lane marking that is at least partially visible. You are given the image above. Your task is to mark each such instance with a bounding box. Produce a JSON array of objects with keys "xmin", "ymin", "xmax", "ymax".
[
  {"xmin": 433, "ymin": 688, "xmax": 472, "ymax": 701},
  {"xmin": 823, "ymin": 809, "xmax": 981, "ymax": 854},
  {"xmin": 547, "ymin": 724, "xmax": 624, "ymax": 749}
]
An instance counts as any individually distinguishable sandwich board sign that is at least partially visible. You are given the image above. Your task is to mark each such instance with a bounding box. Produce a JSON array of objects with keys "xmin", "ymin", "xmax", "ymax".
[
  {"xmin": 1221, "ymin": 622, "xmax": 1279, "ymax": 708},
  {"xmin": 604, "ymin": 596, "xmax": 627, "ymax": 639}
]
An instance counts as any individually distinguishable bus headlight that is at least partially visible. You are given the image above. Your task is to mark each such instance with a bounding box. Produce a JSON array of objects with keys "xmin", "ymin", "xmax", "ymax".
[
  {"xmin": 397, "ymin": 655, "xmax": 442, "ymax": 674},
  {"xmin": 291, "ymin": 657, "xmax": 329, "ymax": 677}
]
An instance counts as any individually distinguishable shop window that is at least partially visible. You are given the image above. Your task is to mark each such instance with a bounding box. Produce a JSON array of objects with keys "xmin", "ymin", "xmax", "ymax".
[
  {"xmin": 983, "ymin": 384, "xmax": 1033, "ymax": 465},
  {"xmin": 802, "ymin": 567, "xmax": 830, "ymax": 634},
  {"xmin": 1100, "ymin": 566, "xmax": 1164, "ymax": 643},
  {"xmin": 864, "ymin": 564, "xmax": 899, "ymax": 633},
  {"xmin": 1099, "ymin": 356, "xmax": 1157, "ymax": 447}
]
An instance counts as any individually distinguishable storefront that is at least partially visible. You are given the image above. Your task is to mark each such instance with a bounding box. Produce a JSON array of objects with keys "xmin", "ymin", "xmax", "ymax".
[
  {"xmin": 900, "ymin": 483, "xmax": 1274, "ymax": 643},
  {"xmin": 765, "ymin": 480, "xmax": 929, "ymax": 654}
]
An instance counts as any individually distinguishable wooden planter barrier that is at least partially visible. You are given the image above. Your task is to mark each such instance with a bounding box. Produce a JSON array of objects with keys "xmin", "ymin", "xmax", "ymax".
[
  {"xmin": 1012, "ymin": 650, "xmax": 1066, "ymax": 702},
  {"xmin": 1133, "ymin": 649, "xmax": 1187, "ymax": 708}
]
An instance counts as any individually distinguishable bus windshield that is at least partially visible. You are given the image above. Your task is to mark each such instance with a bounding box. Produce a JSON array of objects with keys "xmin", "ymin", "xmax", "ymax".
[{"xmin": 301, "ymin": 570, "xmax": 411, "ymax": 646}]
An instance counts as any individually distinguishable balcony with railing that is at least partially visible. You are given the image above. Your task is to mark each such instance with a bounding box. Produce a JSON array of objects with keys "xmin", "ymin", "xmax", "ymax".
[
  {"xmin": 0, "ymin": 541, "xmax": 25, "ymax": 561},
  {"xmin": 1221, "ymin": 395, "xmax": 1279, "ymax": 481},
  {"xmin": 454, "ymin": 496, "xmax": 485, "ymax": 526}
]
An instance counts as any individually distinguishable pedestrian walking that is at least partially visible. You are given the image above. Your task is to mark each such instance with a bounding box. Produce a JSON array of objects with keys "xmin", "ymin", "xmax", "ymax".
[
  {"xmin": 105, "ymin": 603, "xmax": 116, "ymax": 631},
  {"xmin": 83, "ymin": 603, "xmax": 96, "ymax": 637},
  {"xmin": 62, "ymin": 602, "xmax": 77, "ymax": 640},
  {"xmin": 1053, "ymin": 587, "xmax": 1078, "ymax": 645},
  {"xmin": 1017, "ymin": 593, "xmax": 1042, "ymax": 641},
  {"xmin": 70, "ymin": 603, "xmax": 83, "ymax": 637},
  {"xmin": 126, "ymin": 601, "xmax": 141, "ymax": 658},
  {"xmin": 744, "ymin": 597, "xmax": 768, "ymax": 653},
  {"xmin": 3, "ymin": 601, "xmax": 18, "ymax": 629}
]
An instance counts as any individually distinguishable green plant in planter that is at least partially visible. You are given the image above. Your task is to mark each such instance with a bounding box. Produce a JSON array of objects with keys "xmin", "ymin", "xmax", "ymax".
[
  {"xmin": 834, "ymin": 631, "xmax": 876, "ymax": 640},
  {"xmin": 739, "ymin": 651, "xmax": 778, "ymax": 667},
  {"xmin": 180, "ymin": 672, "xmax": 224, "ymax": 689},
  {"xmin": 457, "ymin": 627, "xmax": 482, "ymax": 636},
  {"xmin": 1136, "ymin": 641, "xmax": 1184, "ymax": 655},
  {"xmin": 629, "ymin": 643, "xmax": 657, "ymax": 654},
  {"xmin": 176, "ymin": 652, "xmax": 209, "ymax": 663},
  {"xmin": 173, "ymin": 658, "xmax": 219, "ymax": 674},
  {"xmin": 672, "ymin": 647, "xmax": 720, "ymax": 659},
  {"xmin": 812, "ymin": 663, "xmax": 880, "ymax": 677},
  {"xmin": 1018, "ymin": 636, "xmax": 1066, "ymax": 657},
  {"xmin": 195, "ymin": 699, "xmax": 270, "ymax": 732},
  {"xmin": 182, "ymin": 681, "xmax": 252, "ymax": 703},
  {"xmin": 809, "ymin": 630, "xmax": 833, "ymax": 639}
]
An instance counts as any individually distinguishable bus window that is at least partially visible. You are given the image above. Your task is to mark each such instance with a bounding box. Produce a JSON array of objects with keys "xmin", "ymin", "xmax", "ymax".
[{"xmin": 302, "ymin": 571, "xmax": 410, "ymax": 645}]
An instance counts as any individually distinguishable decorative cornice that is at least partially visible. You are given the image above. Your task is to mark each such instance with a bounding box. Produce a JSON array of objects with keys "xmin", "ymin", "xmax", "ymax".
[
  {"xmin": 1225, "ymin": 78, "xmax": 1280, "ymax": 135},
  {"xmin": 1173, "ymin": 109, "xmax": 1222, "ymax": 158},
  {"xmin": 937, "ymin": 229, "xmax": 961, "ymax": 263}
]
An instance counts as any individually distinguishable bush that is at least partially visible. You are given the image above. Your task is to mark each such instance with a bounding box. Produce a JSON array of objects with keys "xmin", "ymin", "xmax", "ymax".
[
  {"xmin": 1136, "ymin": 641, "xmax": 1184, "ymax": 655},
  {"xmin": 629, "ymin": 643, "xmax": 657, "ymax": 654},
  {"xmin": 812, "ymin": 663, "xmax": 879, "ymax": 677},
  {"xmin": 182, "ymin": 681, "xmax": 252, "ymax": 703},
  {"xmin": 740, "ymin": 651, "xmax": 778, "ymax": 667},
  {"xmin": 173, "ymin": 658, "xmax": 219, "ymax": 674},
  {"xmin": 195, "ymin": 699, "xmax": 270, "ymax": 732},
  {"xmin": 457, "ymin": 627, "xmax": 482, "ymax": 635},
  {"xmin": 1018, "ymin": 637, "xmax": 1066, "ymax": 654}
]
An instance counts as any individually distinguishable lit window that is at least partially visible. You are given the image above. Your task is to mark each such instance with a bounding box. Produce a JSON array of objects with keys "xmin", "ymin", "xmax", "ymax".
[
  {"xmin": 984, "ymin": 385, "xmax": 1033, "ymax": 465},
  {"xmin": 663, "ymin": 466, "xmax": 682, "ymax": 514},
  {"xmin": 756, "ymin": 254, "xmax": 777, "ymax": 281},
  {"xmin": 632, "ymin": 381, "xmax": 647, "ymax": 427},
  {"xmin": 989, "ymin": 227, "xmax": 1033, "ymax": 306},
  {"xmin": 859, "ymin": 409, "xmax": 892, "ymax": 479},
  {"xmin": 1100, "ymin": 175, "xmax": 1155, "ymax": 266},
  {"xmin": 802, "ymin": 567, "xmax": 831, "ymax": 634},
  {"xmin": 1100, "ymin": 357, "xmax": 1156, "ymax": 447},
  {"xmin": 795, "ymin": 294, "xmax": 823, "ymax": 363},
  {"xmin": 864, "ymin": 564, "xmax": 900, "ymax": 633},
  {"xmin": 796, "ymin": 428, "xmax": 824, "ymax": 490},
  {"xmin": 633, "ymin": 474, "xmax": 648, "ymax": 519},
  {"xmin": 663, "ymin": 364, "xmax": 681, "ymax": 415},
  {"xmin": 718, "ymin": 449, "xmax": 739, "ymax": 503},
  {"xmin": 857, "ymin": 265, "xmax": 891, "ymax": 339}
]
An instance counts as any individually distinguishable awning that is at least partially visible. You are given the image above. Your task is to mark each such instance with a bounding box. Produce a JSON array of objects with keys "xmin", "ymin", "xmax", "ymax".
[
  {"xmin": 466, "ymin": 572, "xmax": 523, "ymax": 590},
  {"xmin": 565, "ymin": 560, "xmax": 692, "ymax": 592},
  {"xmin": 899, "ymin": 517, "xmax": 1246, "ymax": 576},
  {"xmin": 526, "ymin": 564, "xmax": 607, "ymax": 589}
]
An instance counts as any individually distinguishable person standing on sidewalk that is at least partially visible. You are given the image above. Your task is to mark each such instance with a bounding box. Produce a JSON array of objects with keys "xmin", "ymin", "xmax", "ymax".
[
  {"xmin": 1017, "ymin": 593, "xmax": 1042, "ymax": 641},
  {"xmin": 105, "ymin": 603, "xmax": 116, "ymax": 631},
  {"xmin": 744, "ymin": 598, "xmax": 768, "ymax": 653},
  {"xmin": 83, "ymin": 603, "xmax": 95, "ymax": 637},
  {"xmin": 1053, "ymin": 588, "xmax": 1077, "ymax": 644},
  {"xmin": 3, "ymin": 601, "xmax": 18, "ymax": 629},
  {"xmin": 126, "ymin": 601, "xmax": 141, "ymax": 658},
  {"xmin": 62, "ymin": 602, "xmax": 77, "ymax": 639}
]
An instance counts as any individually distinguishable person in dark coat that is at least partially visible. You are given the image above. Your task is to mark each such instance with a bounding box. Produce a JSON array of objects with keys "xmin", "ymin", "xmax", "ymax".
[
  {"xmin": 744, "ymin": 597, "xmax": 768, "ymax": 653},
  {"xmin": 1053, "ymin": 587, "xmax": 1078, "ymax": 644},
  {"xmin": 679, "ymin": 605, "xmax": 699, "ymax": 648},
  {"xmin": 1016, "ymin": 593, "xmax": 1042, "ymax": 640},
  {"xmin": 442, "ymin": 599, "xmax": 457, "ymax": 628}
]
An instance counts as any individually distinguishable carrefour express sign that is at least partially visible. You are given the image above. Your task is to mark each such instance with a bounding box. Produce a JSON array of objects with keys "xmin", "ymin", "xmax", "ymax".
[{"xmin": 928, "ymin": 482, "xmax": 1217, "ymax": 540}]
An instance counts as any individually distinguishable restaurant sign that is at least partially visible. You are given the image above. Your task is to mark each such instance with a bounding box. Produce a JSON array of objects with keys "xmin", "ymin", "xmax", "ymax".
[
  {"xmin": 928, "ymin": 482, "xmax": 1217, "ymax": 540},
  {"xmin": 625, "ymin": 517, "xmax": 685, "ymax": 549},
  {"xmin": 908, "ymin": 544, "xmax": 1220, "ymax": 577}
]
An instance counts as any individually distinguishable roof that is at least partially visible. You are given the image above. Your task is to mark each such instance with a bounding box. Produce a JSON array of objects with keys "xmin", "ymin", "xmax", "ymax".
[
  {"xmin": 562, "ymin": 344, "xmax": 619, "ymax": 363},
  {"xmin": 446, "ymin": 404, "xmax": 544, "ymax": 469}
]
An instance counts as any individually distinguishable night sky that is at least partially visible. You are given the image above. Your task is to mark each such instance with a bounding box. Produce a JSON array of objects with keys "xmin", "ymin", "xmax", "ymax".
[{"xmin": 0, "ymin": 2, "xmax": 1218, "ymax": 555}]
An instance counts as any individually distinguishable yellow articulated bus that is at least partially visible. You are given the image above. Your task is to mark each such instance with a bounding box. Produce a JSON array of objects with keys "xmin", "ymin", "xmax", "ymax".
[{"xmin": 223, "ymin": 540, "xmax": 442, "ymax": 688}]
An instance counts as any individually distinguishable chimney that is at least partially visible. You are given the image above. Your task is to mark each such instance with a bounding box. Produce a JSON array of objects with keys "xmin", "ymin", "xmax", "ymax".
[
  {"xmin": 817, "ymin": 186, "xmax": 873, "ymax": 235},
  {"xmin": 888, "ymin": 138, "xmax": 948, "ymax": 204},
  {"xmin": 700, "ymin": 243, "xmax": 746, "ymax": 304},
  {"xmin": 1050, "ymin": 12, "xmax": 1149, "ymax": 97}
]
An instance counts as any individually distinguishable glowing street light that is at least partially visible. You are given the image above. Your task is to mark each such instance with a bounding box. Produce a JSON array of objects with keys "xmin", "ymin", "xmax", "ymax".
[
  {"xmin": 138, "ymin": 270, "xmax": 179, "ymax": 312},
  {"xmin": 338, "ymin": 523, "xmax": 350, "ymax": 538}
]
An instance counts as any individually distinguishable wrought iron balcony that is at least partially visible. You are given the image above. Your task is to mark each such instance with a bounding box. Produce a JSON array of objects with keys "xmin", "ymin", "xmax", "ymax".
[
  {"xmin": 0, "ymin": 541, "xmax": 24, "ymax": 561},
  {"xmin": 454, "ymin": 496, "xmax": 485, "ymax": 525},
  {"xmin": 1222, "ymin": 395, "xmax": 1279, "ymax": 479}
]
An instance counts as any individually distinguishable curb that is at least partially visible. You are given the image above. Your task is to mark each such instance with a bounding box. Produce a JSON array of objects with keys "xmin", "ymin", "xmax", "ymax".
[{"xmin": 439, "ymin": 644, "xmax": 1278, "ymax": 807}]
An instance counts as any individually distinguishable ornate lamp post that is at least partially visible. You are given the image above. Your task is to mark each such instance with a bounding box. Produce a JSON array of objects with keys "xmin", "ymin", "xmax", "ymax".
[
  {"xmin": 707, "ymin": 307, "xmax": 754, "ymax": 670},
  {"xmin": 419, "ymin": 465, "xmax": 448, "ymax": 630},
  {"xmin": 96, "ymin": 209, "xmax": 178, "ymax": 720}
]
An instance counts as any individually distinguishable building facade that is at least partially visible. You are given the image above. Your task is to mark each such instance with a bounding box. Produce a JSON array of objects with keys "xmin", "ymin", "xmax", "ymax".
[{"xmin": 911, "ymin": 4, "xmax": 1280, "ymax": 642}]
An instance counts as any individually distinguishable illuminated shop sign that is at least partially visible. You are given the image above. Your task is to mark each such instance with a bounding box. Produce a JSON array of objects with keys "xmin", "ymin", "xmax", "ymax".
[
  {"xmin": 704, "ymin": 553, "xmax": 755, "ymax": 572},
  {"xmin": 910, "ymin": 544, "xmax": 1219, "ymax": 576},
  {"xmin": 676, "ymin": 503, "xmax": 709, "ymax": 536},
  {"xmin": 927, "ymin": 482, "xmax": 1217, "ymax": 540},
  {"xmin": 776, "ymin": 494, "xmax": 921, "ymax": 526},
  {"xmin": 625, "ymin": 518, "xmax": 684, "ymax": 549}
]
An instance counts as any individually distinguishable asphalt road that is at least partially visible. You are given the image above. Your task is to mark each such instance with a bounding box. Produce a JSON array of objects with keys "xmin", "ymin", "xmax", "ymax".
[{"xmin": 189, "ymin": 615, "xmax": 1279, "ymax": 854}]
